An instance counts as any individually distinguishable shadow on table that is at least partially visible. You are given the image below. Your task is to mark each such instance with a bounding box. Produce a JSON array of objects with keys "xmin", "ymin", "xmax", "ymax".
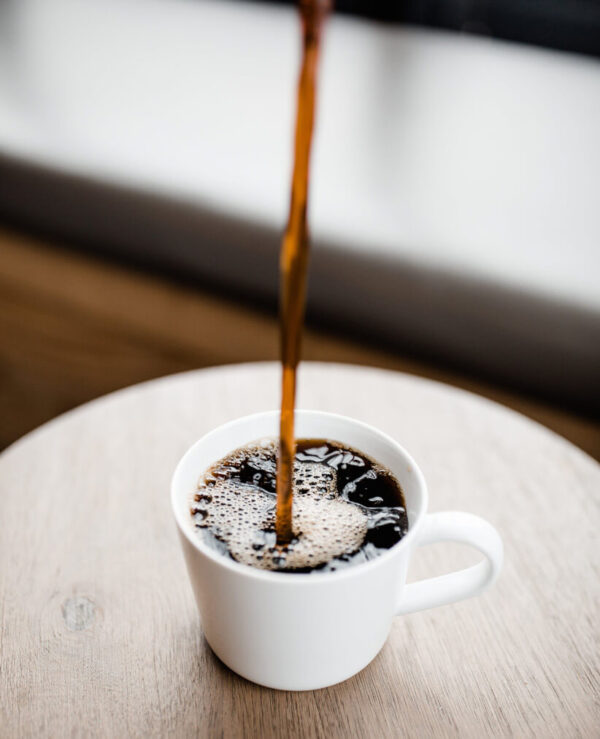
[{"xmin": 200, "ymin": 635, "xmax": 408, "ymax": 736}]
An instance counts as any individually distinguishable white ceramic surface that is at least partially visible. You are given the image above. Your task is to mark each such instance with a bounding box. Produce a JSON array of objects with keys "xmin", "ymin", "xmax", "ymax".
[{"xmin": 171, "ymin": 410, "xmax": 503, "ymax": 690}]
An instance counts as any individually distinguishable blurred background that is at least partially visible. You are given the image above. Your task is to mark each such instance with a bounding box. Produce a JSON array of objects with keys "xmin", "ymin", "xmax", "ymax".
[{"xmin": 0, "ymin": 0, "xmax": 598, "ymax": 457}]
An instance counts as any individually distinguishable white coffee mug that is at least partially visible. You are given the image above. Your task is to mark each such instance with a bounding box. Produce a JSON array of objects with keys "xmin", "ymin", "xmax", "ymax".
[{"xmin": 171, "ymin": 410, "xmax": 503, "ymax": 691}]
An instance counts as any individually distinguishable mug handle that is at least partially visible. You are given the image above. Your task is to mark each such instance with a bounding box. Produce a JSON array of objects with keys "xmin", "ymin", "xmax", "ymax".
[{"xmin": 396, "ymin": 512, "xmax": 503, "ymax": 615}]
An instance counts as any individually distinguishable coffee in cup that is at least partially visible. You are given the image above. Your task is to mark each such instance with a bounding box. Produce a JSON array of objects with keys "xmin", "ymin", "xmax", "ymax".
[{"xmin": 190, "ymin": 438, "xmax": 408, "ymax": 573}]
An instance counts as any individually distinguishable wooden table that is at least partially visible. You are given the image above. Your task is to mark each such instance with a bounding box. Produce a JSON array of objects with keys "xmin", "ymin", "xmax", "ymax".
[
  {"xmin": 2, "ymin": 226, "xmax": 599, "ymax": 461},
  {"xmin": 1, "ymin": 363, "xmax": 598, "ymax": 737}
]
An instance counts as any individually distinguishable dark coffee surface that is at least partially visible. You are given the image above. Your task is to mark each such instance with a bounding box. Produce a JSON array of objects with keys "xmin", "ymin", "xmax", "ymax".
[{"xmin": 190, "ymin": 438, "xmax": 408, "ymax": 573}]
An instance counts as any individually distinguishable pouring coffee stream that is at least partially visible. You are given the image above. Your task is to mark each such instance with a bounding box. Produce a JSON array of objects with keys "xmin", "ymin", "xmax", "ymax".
[{"xmin": 276, "ymin": 0, "xmax": 331, "ymax": 544}]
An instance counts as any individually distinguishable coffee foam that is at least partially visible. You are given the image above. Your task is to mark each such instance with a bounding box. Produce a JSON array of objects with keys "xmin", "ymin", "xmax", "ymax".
[{"xmin": 192, "ymin": 443, "xmax": 368, "ymax": 571}]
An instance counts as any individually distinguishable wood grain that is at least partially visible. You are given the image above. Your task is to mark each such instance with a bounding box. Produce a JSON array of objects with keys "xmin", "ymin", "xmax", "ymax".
[
  {"xmin": 0, "ymin": 226, "xmax": 598, "ymax": 460},
  {"xmin": 0, "ymin": 362, "xmax": 598, "ymax": 737}
]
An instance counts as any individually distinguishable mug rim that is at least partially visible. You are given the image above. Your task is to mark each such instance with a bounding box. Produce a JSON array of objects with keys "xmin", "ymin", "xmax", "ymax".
[{"xmin": 171, "ymin": 409, "xmax": 428, "ymax": 584}]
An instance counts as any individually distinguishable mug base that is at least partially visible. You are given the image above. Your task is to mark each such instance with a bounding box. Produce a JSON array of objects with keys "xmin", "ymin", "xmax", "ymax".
[{"xmin": 204, "ymin": 633, "xmax": 388, "ymax": 691}]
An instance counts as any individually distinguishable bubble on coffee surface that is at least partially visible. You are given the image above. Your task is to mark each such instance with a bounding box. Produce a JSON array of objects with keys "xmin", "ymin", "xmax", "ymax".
[{"xmin": 190, "ymin": 439, "xmax": 408, "ymax": 573}]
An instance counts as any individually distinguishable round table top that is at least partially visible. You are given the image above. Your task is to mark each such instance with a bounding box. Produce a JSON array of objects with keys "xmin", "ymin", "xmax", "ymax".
[{"xmin": 1, "ymin": 362, "xmax": 598, "ymax": 737}]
